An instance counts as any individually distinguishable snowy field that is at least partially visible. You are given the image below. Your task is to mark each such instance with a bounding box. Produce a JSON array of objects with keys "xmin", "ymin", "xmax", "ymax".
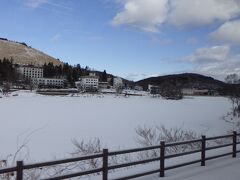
[{"xmin": 0, "ymin": 91, "xmax": 233, "ymax": 162}]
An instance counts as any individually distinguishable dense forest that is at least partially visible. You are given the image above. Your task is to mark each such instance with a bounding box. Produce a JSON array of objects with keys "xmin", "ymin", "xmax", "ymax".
[{"xmin": 0, "ymin": 58, "xmax": 19, "ymax": 82}]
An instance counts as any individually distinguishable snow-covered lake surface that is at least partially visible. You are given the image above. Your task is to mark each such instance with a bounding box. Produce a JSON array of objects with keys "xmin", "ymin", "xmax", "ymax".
[{"xmin": 0, "ymin": 91, "xmax": 232, "ymax": 161}]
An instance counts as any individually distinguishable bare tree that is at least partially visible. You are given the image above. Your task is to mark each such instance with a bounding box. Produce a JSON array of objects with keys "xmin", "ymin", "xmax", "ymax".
[
  {"xmin": 225, "ymin": 74, "xmax": 240, "ymax": 84},
  {"xmin": 70, "ymin": 138, "xmax": 133, "ymax": 175},
  {"xmin": 223, "ymin": 85, "xmax": 240, "ymax": 131},
  {"xmin": 2, "ymin": 82, "xmax": 11, "ymax": 96},
  {"xmin": 135, "ymin": 125, "xmax": 200, "ymax": 157},
  {"xmin": 115, "ymin": 85, "xmax": 123, "ymax": 95},
  {"xmin": 0, "ymin": 126, "xmax": 47, "ymax": 179},
  {"xmin": 0, "ymin": 138, "xmax": 30, "ymax": 180},
  {"xmin": 159, "ymin": 84, "xmax": 183, "ymax": 100},
  {"xmin": 71, "ymin": 138, "xmax": 102, "ymax": 170}
]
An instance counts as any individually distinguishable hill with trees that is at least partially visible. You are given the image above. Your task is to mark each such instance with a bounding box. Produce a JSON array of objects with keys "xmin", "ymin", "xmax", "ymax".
[{"xmin": 136, "ymin": 73, "xmax": 227, "ymax": 92}]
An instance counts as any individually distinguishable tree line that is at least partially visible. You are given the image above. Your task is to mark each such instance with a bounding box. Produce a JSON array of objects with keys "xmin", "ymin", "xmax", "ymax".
[
  {"xmin": 0, "ymin": 58, "xmax": 19, "ymax": 82},
  {"xmin": 0, "ymin": 58, "xmax": 110, "ymax": 87},
  {"xmin": 43, "ymin": 63, "xmax": 109, "ymax": 86}
]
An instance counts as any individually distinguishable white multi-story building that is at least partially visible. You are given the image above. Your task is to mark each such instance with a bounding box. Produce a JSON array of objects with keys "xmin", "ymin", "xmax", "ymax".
[
  {"xmin": 148, "ymin": 84, "xmax": 161, "ymax": 93},
  {"xmin": 75, "ymin": 73, "xmax": 99, "ymax": 91},
  {"xmin": 33, "ymin": 78, "xmax": 65, "ymax": 88},
  {"xmin": 17, "ymin": 65, "xmax": 65, "ymax": 88},
  {"xmin": 18, "ymin": 65, "xmax": 43, "ymax": 79}
]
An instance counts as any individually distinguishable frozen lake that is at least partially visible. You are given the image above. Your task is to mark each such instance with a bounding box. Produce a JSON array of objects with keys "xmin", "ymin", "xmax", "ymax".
[{"xmin": 0, "ymin": 91, "xmax": 232, "ymax": 161}]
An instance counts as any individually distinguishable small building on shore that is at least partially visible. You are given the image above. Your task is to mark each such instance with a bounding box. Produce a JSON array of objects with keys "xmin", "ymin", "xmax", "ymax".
[
  {"xmin": 134, "ymin": 85, "xmax": 143, "ymax": 91},
  {"xmin": 98, "ymin": 81, "xmax": 109, "ymax": 89},
  {"xmin": 181, "ymin": 88, "xmax": 218, "ymax": 96},
  {"xmin": 33, "ymin": 78, "xmax": 65, "ymax": 88},
  {"xmin": 75, "ymin": 73, "xmax": 99, "ymax": 92},
  {"xmin": 148, "ymin": 84, "xmax": 160, "ymax": 92}
]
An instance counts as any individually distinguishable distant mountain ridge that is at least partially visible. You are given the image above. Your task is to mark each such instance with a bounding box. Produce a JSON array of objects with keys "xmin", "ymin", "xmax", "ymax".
[
  {"xmin": 0, "ymin": 38, "xmax": 62, "ymax": 66},
  {"xmin": 136, "ymin": 73, "xmax": 226, "ymax": 90}
]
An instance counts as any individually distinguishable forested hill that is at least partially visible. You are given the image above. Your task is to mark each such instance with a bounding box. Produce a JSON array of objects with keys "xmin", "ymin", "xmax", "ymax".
[{"xmin": 136, "ymin": 73, "xmax": 226, "ymax": 90}]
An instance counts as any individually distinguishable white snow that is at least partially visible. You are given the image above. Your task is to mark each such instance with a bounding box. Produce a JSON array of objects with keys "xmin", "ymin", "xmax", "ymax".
[
  {"xmin": 0, "ymin": 91, "xmax": 233, "ymax": 162},
  {"xmin": 125, "ymin": 156, "xmax": 240, "ymax": 180},
  {"xmin": 80, "ymin": 147, "xmax": 240, "ymax": 180}
]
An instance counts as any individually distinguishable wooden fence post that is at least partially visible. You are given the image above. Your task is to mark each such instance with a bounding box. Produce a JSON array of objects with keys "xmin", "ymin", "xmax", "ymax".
[
  {"xmin": 102, "ymin": 149, "xmax": 108, "ymax": 180},
  {"xmin": 160, "ymin": 141, "xmax": 165, "ymax": 177},
  {"xmin": 201, "ymin": 135, "xmax": 206, "ymax": 166},
  {"xmin": 16, "ymin": 161, "xmax": 23, "ymax": 180},
  {"xmin": 233, "ymin": 131, "xmax": 237, "ymax": 158}
]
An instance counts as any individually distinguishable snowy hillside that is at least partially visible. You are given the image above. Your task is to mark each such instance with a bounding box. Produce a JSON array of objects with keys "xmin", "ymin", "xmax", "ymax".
[{"xmin": 0, "ymin": 39, "xmax": 62, "ymax": 66}]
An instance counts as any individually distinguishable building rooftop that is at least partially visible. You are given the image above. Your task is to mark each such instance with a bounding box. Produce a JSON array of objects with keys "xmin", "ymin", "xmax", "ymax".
[
  {"xmin": 80, "ymin": 76, "xmax": 99, "ymax": 79},
  {"xmin": 18, "ymin": 64, "xmax": 43, "ymax": 68}
]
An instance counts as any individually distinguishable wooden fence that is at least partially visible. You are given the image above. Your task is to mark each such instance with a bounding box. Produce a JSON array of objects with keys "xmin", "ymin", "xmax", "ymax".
[{"xmin": 0, "ymin": 131, "xmax": 239, "ymax": 180}]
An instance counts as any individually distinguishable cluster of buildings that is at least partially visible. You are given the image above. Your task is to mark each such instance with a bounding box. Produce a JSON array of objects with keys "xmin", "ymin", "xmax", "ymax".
[
  {"xmin": 75, "ymin": 73, "xmax": 125, "ymax": 92},
  {"xmin": 17, "ymin": 65, "xmax": 128, "ymax": 92},
  {"xmin": 15, "ymin": 65, "xmax": 217, "ymax": 96},
  {"xmin": 181, "ymin": 88, "xmax": 218, "ymax": 96},
  {"xmin": 75, "ymin": 73, "xmax": 99, "ymax": 91},
  {"xmin": 17, "ymin": 65, "xmax": 65, "ymax": 88}
]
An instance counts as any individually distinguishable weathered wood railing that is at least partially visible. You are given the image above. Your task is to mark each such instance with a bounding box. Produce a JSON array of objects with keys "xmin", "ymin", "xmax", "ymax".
[{"xmin": 0, "ymin": 131, "xmax": 239, "ymax": 180}]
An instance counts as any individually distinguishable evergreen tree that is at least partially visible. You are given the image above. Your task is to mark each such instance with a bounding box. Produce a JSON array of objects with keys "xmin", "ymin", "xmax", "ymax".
[
  {"xmin": 101, "ymin": 70, "xmax": 107, "ymax": 82},
  {"xmin": 0, "ymin": 58, "xmax": 18, "ymax": 82}
]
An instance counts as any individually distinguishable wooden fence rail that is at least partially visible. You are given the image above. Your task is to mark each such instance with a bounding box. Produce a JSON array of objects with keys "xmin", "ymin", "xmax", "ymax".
[{"xmin": 0, "ymin": 131, "xmax": 239, "ymax": 180}]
